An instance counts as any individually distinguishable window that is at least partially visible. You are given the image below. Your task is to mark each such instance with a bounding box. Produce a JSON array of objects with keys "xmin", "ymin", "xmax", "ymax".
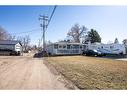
[
  {"xmin": 54, "ymin": 44, "xmax": 58, "ymax": 49},
  {"xmin": 59, "ymin": 45, "xmax": 62, "ymax": 49},
  {"xmin": 82, "ymin": 45, "xmax": 86, "ymax": 49},
  {"xmin": 72, "ymin": 45, "xmax": 79, "ymax": 49},
  {"xmin": 67, "ymin": 45, "xmax": 70, "ymax": 49},
  {"xmin": 63, "ymin": 45, "xmax": 66, "ymax": 49},
  {"xmin": 110, "ymin": 46, "xmax": 114, "ymax": 49}
]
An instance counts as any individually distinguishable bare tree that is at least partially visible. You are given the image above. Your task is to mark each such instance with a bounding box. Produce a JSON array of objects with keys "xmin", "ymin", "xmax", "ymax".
[
  {"xmin": 32, "ymin": 45, "xmax": 37, "ymax": 51},
  {"xmin": 67, "ymin": 24, "xmax": 87, "ymax": 43},
  {"xmin": 0, "ymin": 26, "xmax": 9, "ymax": 40},
  {"xmin": 24, "ymin": 35, "xmax": 30, "ymax": 51},
  {"xmin": 0, "ymin": 26, "xmax": 16, "ymax": 40},
  {"xmin": 114, "ymin": 38, "xmax": 119, "ymax": 44},
  {"xmin": 17, "ymin": 35, "xmax": 30, "ymax": 52},
  {"xmin": 8, "ymin": 34, "xmax": 16, "ymax": 40},
  {"xmin": 82, "ymin": 34, "xmax": 91, "ymax": 44},
  {"xmin": 46, "ymin": 40, "xmax": 52, "ymax": 45}
]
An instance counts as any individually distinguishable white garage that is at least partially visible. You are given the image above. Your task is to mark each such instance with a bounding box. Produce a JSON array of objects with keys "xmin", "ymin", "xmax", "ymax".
[{"xmin": 0, "ymin": 40, "xmax": 22, "ymax": 55}]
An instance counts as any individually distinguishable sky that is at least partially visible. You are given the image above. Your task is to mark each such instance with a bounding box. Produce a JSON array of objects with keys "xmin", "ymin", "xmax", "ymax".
[{"xmin": 0, "ymin": 6, "xmax": 127, "ymax": 45}]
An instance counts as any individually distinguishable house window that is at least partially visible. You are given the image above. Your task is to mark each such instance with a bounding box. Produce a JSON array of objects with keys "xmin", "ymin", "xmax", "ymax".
[
  {"xmin": 72, "ymin": 45, "xmax": 79, "ymax": 49},
  {"xmin": 67, "ymin": 45, "xmax": 71, "ymax": 49},
  {"xmin": 63, "ymin": 45, "xmax": 66, "ymax": 49},
  {"xmin": 82, "ymin": 45, "xmax": 86, "ymax": 49},
  {"xmin": 110, "ymin": 46, "xmax": 114, "ymax": 49},
  {"xmin": 59, "ymin": 45, "xmax": 62, "ymax": 49},
  {"xmin": 54, "ymin": 44, "xmax": 58, "ymax": 49}
]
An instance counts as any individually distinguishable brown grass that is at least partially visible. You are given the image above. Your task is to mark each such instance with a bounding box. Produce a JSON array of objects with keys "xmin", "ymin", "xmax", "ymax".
[{"xmin": 45, "ymin": 56, "xmax": 127, "ymax": 89}]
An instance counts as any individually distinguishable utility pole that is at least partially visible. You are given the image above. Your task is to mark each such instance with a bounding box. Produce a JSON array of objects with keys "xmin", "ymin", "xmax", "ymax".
[
  {"xmin": 38, "ymin": 39, "xmax": 41, "ymax": 51},
  {"xmin": 39, "ymin": 15, "xmax": 48, "ymax": 56}
]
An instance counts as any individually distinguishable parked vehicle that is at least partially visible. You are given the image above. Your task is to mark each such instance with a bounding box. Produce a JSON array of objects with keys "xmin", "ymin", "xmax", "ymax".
[
  {"xmin": 82, "ymin": 49, "xmax": 105, "ymax": 57},
  {"xmin": 33, "ymin": 51, "xmax": 48, "ymax": 57}
]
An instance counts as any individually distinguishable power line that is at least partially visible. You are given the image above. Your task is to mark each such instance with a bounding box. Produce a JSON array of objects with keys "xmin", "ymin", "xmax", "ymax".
[
  {"xmin": 11, "ymin": 28, "xmax": 41, "ymax": 35},
  {"xmin": 40, "ymin": 5, "xmax": 57, "ymax": 44},
  {"xmin": 47, "ymin": 5, "xmax": 57, "ymax": 30}
]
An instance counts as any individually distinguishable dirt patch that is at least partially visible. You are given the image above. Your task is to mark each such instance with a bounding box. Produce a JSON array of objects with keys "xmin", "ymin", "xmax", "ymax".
[{"xmin": 0, "ymin": 53, "xmax": 69, "ymax": 89}]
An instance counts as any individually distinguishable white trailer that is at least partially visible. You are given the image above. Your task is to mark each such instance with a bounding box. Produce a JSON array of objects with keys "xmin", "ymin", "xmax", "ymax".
[
  {"xmin": 84, "ymin": 42, "xmax": 126, "ymax": 55},
  {"xmin": 46, "ymin": 42, "xmax": 83, "ymax": 55}
]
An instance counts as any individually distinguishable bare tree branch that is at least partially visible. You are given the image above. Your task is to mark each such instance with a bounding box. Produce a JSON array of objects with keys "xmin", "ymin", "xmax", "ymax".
[{"xmin": 67, "ymin": 24, "xmax": 87, "ymax": 43}]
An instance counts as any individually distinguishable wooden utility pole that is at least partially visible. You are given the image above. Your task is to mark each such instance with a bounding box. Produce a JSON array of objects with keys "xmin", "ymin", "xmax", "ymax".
[
  {"xmin": 39, "ymin": 15, "xmax": 48, "ymax": 56},
  {"xmin": 38, "ymin": 6, "xmax": 57, "ymax": 57}
]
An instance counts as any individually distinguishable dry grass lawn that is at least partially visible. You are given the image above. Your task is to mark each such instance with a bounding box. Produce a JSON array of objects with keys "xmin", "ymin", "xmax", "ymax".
[{"xmin": 45, "ymin": 56, "xmax": 127, "ymax": 89}]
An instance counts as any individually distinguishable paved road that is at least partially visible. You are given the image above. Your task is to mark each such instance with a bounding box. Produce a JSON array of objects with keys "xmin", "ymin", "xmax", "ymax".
[{"xmin": 0, "ymin": 53, "xmax": 68, "ymax": 89}]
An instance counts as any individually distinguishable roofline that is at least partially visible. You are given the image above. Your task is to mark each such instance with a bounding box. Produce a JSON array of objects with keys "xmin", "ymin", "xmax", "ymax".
[
  {"xmin": 0, "ymin": 44, "xmax": 17, "ymax": 45},
  {"xmin": 54, "ymin": 42, "xmax": 82, "ymax": 45},
  {"xmin": 0, "ymin": 40, "xmax": 22, "ymax": 46}
]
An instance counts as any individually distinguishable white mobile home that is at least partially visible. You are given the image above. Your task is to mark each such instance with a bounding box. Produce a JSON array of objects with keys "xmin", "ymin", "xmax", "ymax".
[
  {"xmin": 85, "ymin": 42, "xmax": 126, "ymax": 55},
  {"xmin": 46, "ymin": 42, "xmax": 83, "ymax": 55},
  {"xmin": 0, "ymin": 40, "xmax": 22, "ymax": 55}
]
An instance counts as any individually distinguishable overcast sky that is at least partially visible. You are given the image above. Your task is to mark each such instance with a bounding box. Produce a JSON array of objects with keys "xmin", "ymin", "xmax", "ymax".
[{"xmin": 0, "ymin": 6, "xmax": 127, "ymax": 45}]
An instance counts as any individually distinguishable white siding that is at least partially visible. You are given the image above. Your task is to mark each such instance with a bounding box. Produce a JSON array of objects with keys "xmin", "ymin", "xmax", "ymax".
[
  {"xmin": 15, "ymin": 43, "xmax": 22, "ymax": 52},
  {"xmin": 87, "ymin": 43, "xmax": 126, "ymax": 55}
]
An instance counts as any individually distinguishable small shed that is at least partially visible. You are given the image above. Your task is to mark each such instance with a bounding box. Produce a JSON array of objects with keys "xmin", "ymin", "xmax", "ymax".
[{"xmin": 0, "ymin": 40, "xmax": 22, "ymax": 55}]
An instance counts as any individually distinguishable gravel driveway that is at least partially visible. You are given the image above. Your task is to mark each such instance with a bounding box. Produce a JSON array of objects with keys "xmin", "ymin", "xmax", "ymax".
[{"xmin": 0, "ymin": 53, "xmax": 68, "ymax": 89}]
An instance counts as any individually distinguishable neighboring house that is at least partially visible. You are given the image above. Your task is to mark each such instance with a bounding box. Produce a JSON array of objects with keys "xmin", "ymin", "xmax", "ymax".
[
  {"xmin": 0, "ymin": 40, "xmax": 22, "ymax": 55},
  {"xmin": 46, "ymin": 42, "xmax": 83, "ymax": 55}
]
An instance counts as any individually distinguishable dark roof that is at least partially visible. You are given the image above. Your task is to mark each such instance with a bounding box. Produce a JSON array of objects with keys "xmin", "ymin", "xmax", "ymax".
[{"xmin": 0, "ymin": 40, "xmax": 22, "ymax": 46}]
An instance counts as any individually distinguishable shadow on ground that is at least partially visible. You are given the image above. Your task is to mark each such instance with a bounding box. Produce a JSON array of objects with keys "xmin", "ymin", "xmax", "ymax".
[{"xmin": 101, "ymin": 55, "xmax": 127, "ymax": 59}]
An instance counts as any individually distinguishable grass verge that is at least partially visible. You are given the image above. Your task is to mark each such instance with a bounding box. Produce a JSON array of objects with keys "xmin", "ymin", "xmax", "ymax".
[{"xmin": 45, "ymin": 56, "xmax": 127, "ymax": 89}]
